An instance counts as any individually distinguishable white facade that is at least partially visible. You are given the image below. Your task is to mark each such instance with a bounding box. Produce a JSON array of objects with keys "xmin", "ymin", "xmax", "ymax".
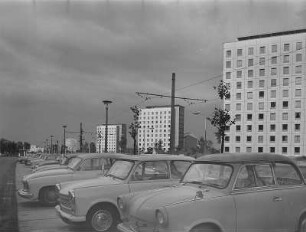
[
  {"xmin": 223, "ymin": 29, "xmax": 306, "ymax": 155},
  {"xmin": 96, "ymin": 124, "xmax": 126, "ymax": 153},
  {"xmin": 137, "ymin": 105, "xmax": 184, "ymax": 153}
]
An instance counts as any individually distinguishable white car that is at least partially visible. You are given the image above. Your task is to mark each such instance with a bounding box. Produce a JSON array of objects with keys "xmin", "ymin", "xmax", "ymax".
[{"xmin": 18, "ymin": 153, "xmax": 121, "ymax": 205}]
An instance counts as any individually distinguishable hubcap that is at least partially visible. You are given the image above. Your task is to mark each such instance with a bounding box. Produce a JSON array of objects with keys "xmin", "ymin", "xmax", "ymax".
[{"xmin": 92, "ymin": 209, "xmax": 113, "ymax": 232}]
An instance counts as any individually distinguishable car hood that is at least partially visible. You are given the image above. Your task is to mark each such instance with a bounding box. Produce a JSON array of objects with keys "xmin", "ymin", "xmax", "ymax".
[
  {"xmin": 35, "ymin": 165, "xmax": 65, "ymax": 172},
  {"xmin": 59, "ymin": 176, "xmax": 123, "ymax": 195},
  {"xmin": 128, "ymin": 184, "xmax": 225, "ymax": 222},
  {"xmin": 24, "ymin": 168, "xmax": 73, "ymax": 181}
]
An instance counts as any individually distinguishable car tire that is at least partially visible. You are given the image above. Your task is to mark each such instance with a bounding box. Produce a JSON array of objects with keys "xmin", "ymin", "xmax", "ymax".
[
  {"xmin": 87, "ymin": 205, "xmax": 118, "ymax": 232},
  {"xmin": 299, "ymin": 215, "xmax": 306, "ymax": 232},
  {"xmin": 40, "ymin": 186, "xmax": 57, "ymax": 206}
]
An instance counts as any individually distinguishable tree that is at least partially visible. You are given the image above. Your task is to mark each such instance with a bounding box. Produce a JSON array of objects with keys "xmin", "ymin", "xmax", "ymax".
[
  {"xmin": 208, "ymin": 80, "xmax": 235, "ymax": 153},
  {"xmin": 154, "ymin": 139, "xmax": 164, "ymax": 154},
  {"xmin": 129, "ymin": 105, "xmax": 140, "ymax": 155},
  {"xmin": 118, "ymin": 135, "xmax": 127, "ymax": 153}
]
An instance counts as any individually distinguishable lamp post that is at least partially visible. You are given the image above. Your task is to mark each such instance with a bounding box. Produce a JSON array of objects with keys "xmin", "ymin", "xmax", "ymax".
[
  {"xmin": 103, "ymin": 100, "xmax": 112, "ymax": 153},
  {"xmin": 62, "ymin": 125, "xmax": 67, "ymax": 155},
  {"xmin": 193, "ymin": 112, "xmax": 208, "ymax": 155},
  {"xmin": 50, "ymin": 135, "xmax": 54, "ymax": 154}
]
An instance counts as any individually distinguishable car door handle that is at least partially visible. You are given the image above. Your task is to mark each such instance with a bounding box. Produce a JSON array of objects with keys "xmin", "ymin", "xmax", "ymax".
[{"xmin": 273, "ymin": 196, "xmax": 282, "ymax": 202}]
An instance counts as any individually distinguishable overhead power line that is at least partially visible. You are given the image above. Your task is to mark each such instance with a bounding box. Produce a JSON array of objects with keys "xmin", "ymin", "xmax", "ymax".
[{"xmin": 136, "ymin": 92, "xmax": 208, "ymax": 103}]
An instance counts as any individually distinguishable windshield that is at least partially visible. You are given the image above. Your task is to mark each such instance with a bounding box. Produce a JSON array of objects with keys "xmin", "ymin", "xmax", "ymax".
[
  {"xmin": 182, "ymin": 163, "xmax": 233, "ymax": 189},
  {"xmin": 67, "ymin": 157, "xmax": 82, "ymax": 169},
  {"xmin": 106, "ymin": 160, "xmax": 134, "ymax": 180}
]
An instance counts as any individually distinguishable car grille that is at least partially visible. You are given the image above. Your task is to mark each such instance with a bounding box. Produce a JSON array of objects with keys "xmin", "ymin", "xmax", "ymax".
[{"xmin": 59, "ymin": 193, "xmax": 72, "ymax": 209}]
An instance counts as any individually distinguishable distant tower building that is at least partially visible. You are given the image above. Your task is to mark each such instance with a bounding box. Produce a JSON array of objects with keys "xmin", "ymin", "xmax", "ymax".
[
  {"xmin": 223, "ymin": 29, "xmax": 306, "ymax": 155},
  {"xmin": 96, "ymin": 124, "xmax": 127, "ymax": 153},
  {"xmin": 138, "ymin": 105, "xmax": 184, "ymax": 153}
]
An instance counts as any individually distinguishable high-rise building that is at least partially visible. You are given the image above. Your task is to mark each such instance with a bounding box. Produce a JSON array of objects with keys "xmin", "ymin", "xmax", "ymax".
[
  {"xmin": 223, "ymin": 29, "xmax": 306, "ymax": 155},
  {"xmin": 96, "ymin": 124, "xmax": 127, "ymax": 153},
  {"xmin": 138, "ymin": 105, "xmax": 184, "ymax": 153}
]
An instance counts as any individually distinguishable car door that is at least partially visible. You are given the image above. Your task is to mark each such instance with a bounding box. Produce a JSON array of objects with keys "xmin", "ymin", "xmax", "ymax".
[
  {"xmin": 272, "ymin": 162, "xmax": 306, "ymax": 232},
  {"xmin": 72, "ymin": 158, "xmax": 103, "ymax": 180},
  {"xmin": 233, "ymin": 163, "xmax": 287, "ymax": 232},
  {"xmin": 128, "ymin": 161, "xmax": 173, "ymax": 193}
]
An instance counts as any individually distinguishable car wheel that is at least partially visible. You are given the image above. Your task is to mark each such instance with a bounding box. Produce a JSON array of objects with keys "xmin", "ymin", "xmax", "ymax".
[
  {"xmin": 88, "ymin": 205, "xmax": 118, "ymax": 232},
  {"xmin": 40, "ymin": 187, "xmax": 57, "ymax": 206},
  {"xmin": 299, "ymin": 216, "xmax": 306, "ymax": 232}
]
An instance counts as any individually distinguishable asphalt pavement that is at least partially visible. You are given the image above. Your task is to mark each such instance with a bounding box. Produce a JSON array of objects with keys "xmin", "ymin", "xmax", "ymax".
[{"xmin": 0, "ymin": 157, "xmax": 18, "ymax": 232}]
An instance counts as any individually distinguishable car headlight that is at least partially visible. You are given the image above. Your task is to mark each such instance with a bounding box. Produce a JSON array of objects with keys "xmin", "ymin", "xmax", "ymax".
[
  {"xmin": 156, "ymin": 209, "xmax": 168, "ymax": 226},
  {"xmin": 55, "ymin": 184, "xmax": 61, "ymax": 192},
  {"xmin": 68, "ymin": 190, "xmax": 76, "ymax": 213},
  {"xmin": 117, "ymin": 197, "xmax": 125, "ymax": 211}
]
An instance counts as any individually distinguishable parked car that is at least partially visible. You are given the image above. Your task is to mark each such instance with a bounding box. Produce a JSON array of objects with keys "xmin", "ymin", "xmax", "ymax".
[
  {"xmin": 32, "ymin": 154, "xmax": 76, "ymax": 173},
  {"xmin": 117, "ymin": 153, "xmax": 306, "ymax": 232},
  {"xmin": 55, "ymin": 154, "xmax": 194, "ymax": 232},
  {"xmin": 31, "ymin": 154, "xmax": 60, "ymax": 169},
  {"xmin": 18, "ymin": 153, "xmax": 120, "ymax": 206}
]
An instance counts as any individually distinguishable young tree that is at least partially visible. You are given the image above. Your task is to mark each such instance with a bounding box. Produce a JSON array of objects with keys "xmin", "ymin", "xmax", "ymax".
[
  {"xmin": 208, "ymin": 80, "xmax": 235, "ymax": 153},
  {"xmin": 118, "ymin": 135, "xmax": 127, "ymax": 153},
  {"xmin": 129, "ymin": 105, "xmax": 140, "ymax": 155}
]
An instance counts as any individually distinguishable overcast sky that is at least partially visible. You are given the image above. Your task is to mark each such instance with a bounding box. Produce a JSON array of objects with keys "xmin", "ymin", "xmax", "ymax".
[{"xmin": 0, "ymin": 0, "xmax": 305, "ymax": 148}]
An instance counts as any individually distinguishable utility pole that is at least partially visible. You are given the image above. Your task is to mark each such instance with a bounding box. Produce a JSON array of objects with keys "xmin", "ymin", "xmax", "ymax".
[
  {"xmin": 80, "ymin": 123, "xmax": 83, "ymax": 153},
  {"xmin": 50, "ymin": 135, "xmax": 53, "ymax": 154},
  {"xmin": 170, "ymin": 73, "xmax": 176, "ymax": 154},
  {"xmin": 63, "ymin": 125, "xmax": 67, "ymax": 155}
]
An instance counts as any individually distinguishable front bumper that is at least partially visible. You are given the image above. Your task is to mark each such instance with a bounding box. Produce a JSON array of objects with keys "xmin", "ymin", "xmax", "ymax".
[
  {"xmin": 117, "ymin": 223, "xmax": 137, "ymax": 232},
  {"xmin": 55, "ymin": 205, "xmax": 86, "ymax": 223},
  {"xmin": 17, "ymin": 189, "xmax": 34, "ymax": 200}
]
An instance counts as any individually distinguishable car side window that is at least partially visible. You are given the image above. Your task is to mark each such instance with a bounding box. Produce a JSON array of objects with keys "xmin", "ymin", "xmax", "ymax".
[
  {"xmin": 170, "ymin": 161, "xmax": 190, "ymax": 179},
  {"xmin": 235, "ymin": 165, "xmax": 256, "ymax": 189},
  {"xmin": 254, "ymin": 164, "xmax": 275, "ymax": 187},
  {"xmin": 274, "ymin": 162, "xmax": 303, "ymax": 186},
  {"xmin": 79, "ymin": 158, "xmax": 100, "ymax": 171},
  {"xmin": 79, "ymin": 159, "xmax": 92, "ymax": 171},
  {"xmin": 131, "ymin": 161, "xmax": 169, "ymax": 181}
]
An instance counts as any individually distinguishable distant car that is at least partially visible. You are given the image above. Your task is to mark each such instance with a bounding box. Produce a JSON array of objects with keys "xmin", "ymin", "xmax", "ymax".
[
  {"xmin": 33, "ymin": 154, "xmax": 77, "ymax": 173},
  {"xmin": 55, "ymin": 154, "xmax": 194, "ymax": 232},
  {"xmin": 18, "ymin": 153, "xmax": 120, "ymax": 206},
  {"xmin": 31, "ymin": 154, "xmax": 60, "ymax": 169},
  {"xmin": 117, "ymin": 153, "xmax": 306, "ymax": 232}
]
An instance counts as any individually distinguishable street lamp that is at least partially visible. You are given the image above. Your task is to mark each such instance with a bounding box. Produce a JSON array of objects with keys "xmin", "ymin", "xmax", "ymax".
[
  {"xmin": 193, "ymin": 112, "xmax": 208, "ymax": 155},
  {"xmin": 62, "ymin": 125, "xmax": 67, "ymax": 155},
  {"xmin": 50, "ymin": 135, "xmax": 54, "ymax": 154},
  {"xmin": 103, "ymin": 100, "xmax": 112, "ymax": 153}
]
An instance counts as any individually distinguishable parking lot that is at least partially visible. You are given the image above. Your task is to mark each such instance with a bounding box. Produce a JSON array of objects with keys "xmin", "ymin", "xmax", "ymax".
[{"xmin": 16, "ymin": 163, "xmax": 89, "ymax": 232}]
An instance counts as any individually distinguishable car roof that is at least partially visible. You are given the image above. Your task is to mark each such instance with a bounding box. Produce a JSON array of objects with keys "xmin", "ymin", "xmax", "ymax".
[
  {"xmin": 74, "ymin": 153, "xmax": 193, "ymax": 161},
  {"xmin": 196, "ymin": 153, "xmax": 294, "ymax": 164},
  {"xmin": 116, "ymin": 154, "xmax": 194, "ymax": 161}
]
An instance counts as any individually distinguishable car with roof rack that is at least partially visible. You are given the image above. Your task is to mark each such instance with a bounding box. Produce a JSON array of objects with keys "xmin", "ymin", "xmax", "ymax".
[
  {"xmin": 55, "ymin": 154, "xmax": 194, "ymax": 232},
  {"xmin": 117, "ymin": 153, "xmax": 306, "ymax": 232}
]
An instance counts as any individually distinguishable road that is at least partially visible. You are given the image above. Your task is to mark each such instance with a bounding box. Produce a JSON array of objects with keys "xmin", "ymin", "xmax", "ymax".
[{"xmin": 0, "ymin": 157, "xmax": 18, "ymax": 232}]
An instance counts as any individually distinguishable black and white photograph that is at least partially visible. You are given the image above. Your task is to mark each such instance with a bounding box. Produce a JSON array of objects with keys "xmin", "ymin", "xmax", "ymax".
[{"xmin": 1, "ymin": 0, "xmax": 306, "ymax": 231}]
